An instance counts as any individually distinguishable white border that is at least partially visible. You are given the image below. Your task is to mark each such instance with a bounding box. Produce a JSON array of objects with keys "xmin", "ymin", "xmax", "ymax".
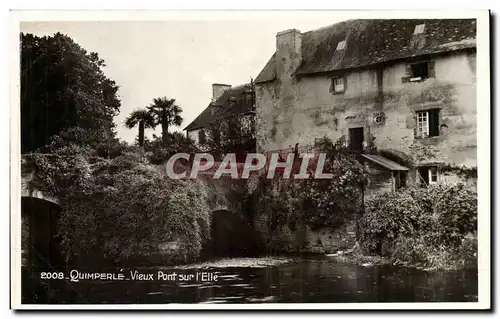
[{"xmin": 9, "ymin": 9, "xmax": 491, "ymax": 310}]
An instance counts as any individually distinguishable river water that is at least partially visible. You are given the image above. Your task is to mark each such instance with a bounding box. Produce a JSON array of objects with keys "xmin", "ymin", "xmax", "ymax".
[{"xmin": 22, "ymin": 255, "xmax": 477, "ymax": 304}]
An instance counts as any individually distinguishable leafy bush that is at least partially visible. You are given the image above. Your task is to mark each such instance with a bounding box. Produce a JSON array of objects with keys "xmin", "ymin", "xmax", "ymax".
[
  {"xmin": 435, "ymin": 183, "xmax": 477, "ymax": 246},
  {"xmin": 359, "ymin": 183, "xmax": 477, "ymax": 270},
  {"xmin": 358, "ymin": 191, "xmax": 426, "ymax": 254}
]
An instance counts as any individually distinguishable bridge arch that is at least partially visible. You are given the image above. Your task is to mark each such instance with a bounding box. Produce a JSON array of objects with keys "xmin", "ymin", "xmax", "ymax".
[
  {"xmin": 201, "ymin": 208, "xmax": 258, "ymax": 258},
  {"xmin": 21, "ymin": 174, "xmax": 64, "ymax": 270}
]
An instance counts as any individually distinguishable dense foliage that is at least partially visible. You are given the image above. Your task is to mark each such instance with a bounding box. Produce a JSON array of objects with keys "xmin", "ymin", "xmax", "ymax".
[
  {"xmin": 359, "ymin": 183, "xmax": 477, "ymax": 270},
  {"xmin": 253, "ymin": 138, "xmax": 366, "ymax": 232},
  {"xmin": 21, "ymin": 32, "xmax": 120, "ymax": 153},
  {"xmin": 143, "ymin": 132, "xmax": 198, "ymax": 164},
  {"xmin": 204, "ymin": 114, "xmax": 256, "ymax": 161},
  {"xmin": 23, "ymin": 145, "xmax": 212, "ymax": 266}
]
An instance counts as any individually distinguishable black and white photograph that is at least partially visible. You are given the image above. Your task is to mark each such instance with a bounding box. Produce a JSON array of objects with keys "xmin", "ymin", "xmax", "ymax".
[{"xmin": 9, "ymin": 10, "xmax": 490, "ymax": 309}]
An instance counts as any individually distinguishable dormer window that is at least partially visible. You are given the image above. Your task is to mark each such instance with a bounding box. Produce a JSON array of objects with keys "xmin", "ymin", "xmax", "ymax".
[
  {"xmin": 336, "ymin": 40, "xmax": 346, "ymax": 50},
  {"xmin": 414, "ymin": 24, "xmax": 425, "ymax": 35}
]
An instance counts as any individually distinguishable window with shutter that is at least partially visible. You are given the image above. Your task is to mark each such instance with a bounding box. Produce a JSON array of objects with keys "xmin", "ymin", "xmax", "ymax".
[{"xmin": 416, "ymin": 109, "xmax": 440, "ymax": 138}]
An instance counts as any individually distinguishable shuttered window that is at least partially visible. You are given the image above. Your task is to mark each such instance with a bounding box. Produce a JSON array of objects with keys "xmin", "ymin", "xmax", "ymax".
[{"xmin": 416, "ymin": 109, "xmax": 440, "ymax": 137}]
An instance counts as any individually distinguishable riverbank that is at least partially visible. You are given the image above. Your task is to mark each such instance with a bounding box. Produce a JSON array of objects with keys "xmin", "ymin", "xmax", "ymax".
[{"xmin": 325, "ymin": 241, "xmax": 478, "ymax": 272}]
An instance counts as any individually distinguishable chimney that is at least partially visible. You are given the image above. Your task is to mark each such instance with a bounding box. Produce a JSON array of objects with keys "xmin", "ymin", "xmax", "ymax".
[
  {"xmin": 212, "ymin": 83, "xmax": 231, "ymax": 102},
  {"xmin": 276, "ymin": 29, "xmax": 302, "ymax": 79}
]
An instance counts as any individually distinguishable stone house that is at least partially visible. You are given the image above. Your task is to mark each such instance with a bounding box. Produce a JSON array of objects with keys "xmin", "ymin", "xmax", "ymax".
[
  {"xmin": 254, "ymin": 19, "xmax": 477, "ymax": 194},
  {"xmin": 184, "ymin": 83, "xmax": 256, "ymax": 158}
]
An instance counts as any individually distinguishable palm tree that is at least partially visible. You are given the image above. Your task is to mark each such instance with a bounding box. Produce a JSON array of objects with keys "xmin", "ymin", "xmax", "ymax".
[
  {"xmin": 124, "ymin": 108, "xmax": 155, "ymax": 147},
  {"xmin": 147, "ymin": 97, "xmax": 183, "ymax": 145}
]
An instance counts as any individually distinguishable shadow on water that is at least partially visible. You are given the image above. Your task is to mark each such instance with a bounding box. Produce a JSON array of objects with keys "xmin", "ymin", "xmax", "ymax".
[{"xmin": 22, "ymin": 255, "xmax": 478, "ymax": 304}]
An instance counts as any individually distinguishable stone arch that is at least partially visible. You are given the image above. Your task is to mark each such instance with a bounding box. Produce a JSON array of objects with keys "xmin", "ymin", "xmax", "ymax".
[
  {"xmin": 21, "ymin": 169, "xmax": 59, "ymax": 205},
  {"xmin": 21, "ymin": 187, "xmax": 59, "ymax": 206}
]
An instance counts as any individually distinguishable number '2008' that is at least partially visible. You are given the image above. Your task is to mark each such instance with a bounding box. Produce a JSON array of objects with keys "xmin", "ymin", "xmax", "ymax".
[{"xmin": 40, "ymin": 272, "xmax": 64, "ymax": 279}]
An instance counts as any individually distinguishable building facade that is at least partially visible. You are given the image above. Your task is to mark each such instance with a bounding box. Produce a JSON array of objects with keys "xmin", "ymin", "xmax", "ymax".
[{"xmin": 254, "ymin": 19, "xmax": 477, "ymax": 192}]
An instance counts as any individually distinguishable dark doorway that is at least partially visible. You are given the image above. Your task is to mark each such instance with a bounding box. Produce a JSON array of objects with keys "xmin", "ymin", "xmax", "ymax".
[
  {"xmin": 201, "ymin": 210, "xmax": 256, "ymax": 258},
  {"xmin": 22, "ymin": 197, "xmax": 63, "ymax": 269},
  {"xmin": 395, "ymin": 171, "xmax": 408, "ymax": 190},
  {"xmin": 349, "ymin": 127, "xmax": 364, "ymax": 152},
  {"xmin": 21, "ymin": 197, "xmax": 64, "ymax": 304},
  {"xmin": 418, "ymin": 167, "xmax": 430, "ymax": 185}
]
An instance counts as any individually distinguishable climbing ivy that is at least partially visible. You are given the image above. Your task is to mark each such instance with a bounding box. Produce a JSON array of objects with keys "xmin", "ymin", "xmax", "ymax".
[
  {"xmin": 253, "ymin": 137, "xmax": 366, "ymax": 232},
  {"xmin": 439, "ymin": 163, "xmax": 477, "ymax": 180}
]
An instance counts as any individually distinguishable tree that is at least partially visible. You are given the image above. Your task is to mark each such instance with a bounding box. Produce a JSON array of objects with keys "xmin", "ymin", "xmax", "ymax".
[
  {"xmin": 21, "ymin": 32, "xmax": 121, "ymax": 153},
  {"xmin": 204, "ymin": 113, "xmax": 256, "ymax": 161},
  {"xmin": 124, "ymin": 108, "xmax": 155, "ymax": 147},
  {"xmin": 147, "ymin": 97, "xmax": 183, "ymax": 145}
]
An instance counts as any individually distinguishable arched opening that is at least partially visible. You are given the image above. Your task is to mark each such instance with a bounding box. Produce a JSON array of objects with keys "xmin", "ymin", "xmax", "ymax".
[
  {"xmin": 21, "ymin": 196, "xmax": 64, "ymax": 304},
  {"xmin": 21, "ymin": 196, "xmax": 64, "ymax": 269}
]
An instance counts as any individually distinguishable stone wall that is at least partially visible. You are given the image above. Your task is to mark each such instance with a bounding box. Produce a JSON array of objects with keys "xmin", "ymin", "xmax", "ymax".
[{"xmin": 254, "ymin": 210, "xmax": 357, "ymax": 254}]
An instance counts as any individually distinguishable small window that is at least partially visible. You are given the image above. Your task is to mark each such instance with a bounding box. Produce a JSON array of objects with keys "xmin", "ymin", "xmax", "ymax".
[
  {"xmin": 418, "ymin": 166, "xmax": 439, "ymax": 186},
  {"xmin": 332, "ymin": 77, "xmax": 345, "ymax": 93},
  {"xmin": 198, "ymin": 129, "xmax": 206, "ymax": 144},
  {"xmin": 414, "ymin": 24, "xmax": 425, "ymax": 35},
  {"xmin": 429, "ymin": 167, "xmax": 438, "ymax": 184},
  {"xmin": 410, "ymin": 61, "xmax": 429, "ymax": 82},
  {"xmin": 336, "ymin": 40, "xmax": 346, "ymax": 50},
  {"xmin": 416, "ymin": 109, "xmax": 440, "ymax": 137}
]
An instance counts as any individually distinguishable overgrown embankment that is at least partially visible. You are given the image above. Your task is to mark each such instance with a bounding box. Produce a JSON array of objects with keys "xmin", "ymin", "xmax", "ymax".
[
  {"xmin": 356, "ymin": 183, "xmax": 477, "ymax": 270},
  {"xmin": 22, "ymin": 145, "xmax": 218, "ymax": 267}
]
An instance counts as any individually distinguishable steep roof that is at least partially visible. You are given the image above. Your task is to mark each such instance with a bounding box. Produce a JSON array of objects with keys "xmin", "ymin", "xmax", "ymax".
[
  {"xmin": 255, "ymin": 19, "xmax": 476, "ymax": 83},
  {"xmin": 184, "ymin": 83, "xmax": 255, "ymax": 131}
]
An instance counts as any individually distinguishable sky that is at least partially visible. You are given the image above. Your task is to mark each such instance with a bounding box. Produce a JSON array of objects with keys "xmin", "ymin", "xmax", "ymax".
[{"xmin": 21, "ymin": 19, "xmax": 340, "ymax": 143}]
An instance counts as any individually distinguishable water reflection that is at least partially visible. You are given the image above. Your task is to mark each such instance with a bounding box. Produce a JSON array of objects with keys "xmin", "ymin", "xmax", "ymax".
[{"xmin": 22, "ymin": 255, "xmax": 477, "ymax": 304}]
